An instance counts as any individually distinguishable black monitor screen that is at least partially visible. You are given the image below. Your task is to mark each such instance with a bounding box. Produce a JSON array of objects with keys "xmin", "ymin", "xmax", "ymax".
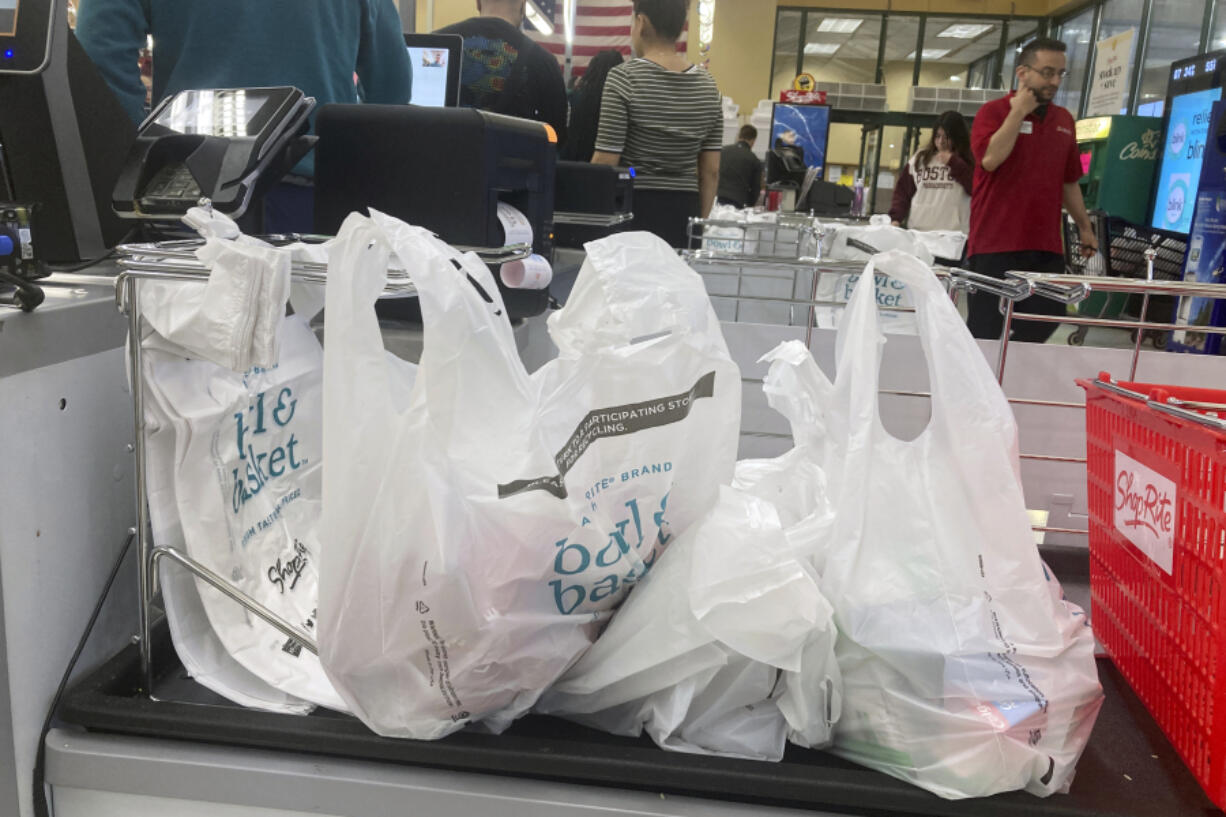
[{"xmin": 0, "ymin": 0, "xmax": 17, "ymax": 37}]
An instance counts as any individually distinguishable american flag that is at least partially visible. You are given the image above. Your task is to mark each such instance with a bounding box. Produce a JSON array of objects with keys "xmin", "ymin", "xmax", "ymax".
[{"xmin": 529, "ymin": 0, "xmax": 688, "ymax": 80}]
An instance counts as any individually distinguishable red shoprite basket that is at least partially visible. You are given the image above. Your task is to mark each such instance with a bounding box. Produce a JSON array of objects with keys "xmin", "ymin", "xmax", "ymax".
[{"xmin": 1078, "ymin": 372, "xmax": 1226, "ymax": 809}]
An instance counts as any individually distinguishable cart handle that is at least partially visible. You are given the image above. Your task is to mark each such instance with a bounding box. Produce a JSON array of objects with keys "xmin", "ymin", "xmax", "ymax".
[{"xmin": 1093, "ymin": 374, "xmax": 1226, "ymax": 432}]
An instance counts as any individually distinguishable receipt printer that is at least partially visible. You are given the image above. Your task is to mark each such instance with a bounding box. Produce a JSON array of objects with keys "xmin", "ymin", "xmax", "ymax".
[
  {"xmin": 112, "ymin": 87, "xmax": 315, "ymax": 220},
  {"xmin": 553, "ymin": 161, "xmax": 634, "ymax": 249},
  {"xmin": 313, "ymin": 105, "xmax": 556, "ymax": 259}
]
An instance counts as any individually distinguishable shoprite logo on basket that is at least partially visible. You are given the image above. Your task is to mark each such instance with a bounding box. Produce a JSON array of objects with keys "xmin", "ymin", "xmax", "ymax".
[{"xmin": 1113, "ymin": 450, "xmax": 1176, "ymax": 574}]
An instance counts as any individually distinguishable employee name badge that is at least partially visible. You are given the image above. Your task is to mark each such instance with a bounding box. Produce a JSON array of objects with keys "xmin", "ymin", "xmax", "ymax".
[{"xmin": 1019, "ymin": 121, "xmax": 1034, "ymax": 134}]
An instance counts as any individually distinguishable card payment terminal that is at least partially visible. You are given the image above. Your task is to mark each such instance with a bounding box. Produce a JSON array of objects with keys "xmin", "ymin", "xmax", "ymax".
[{"xmin": 112, "ymin": 87, "xmax": 315, "ymax": 219}]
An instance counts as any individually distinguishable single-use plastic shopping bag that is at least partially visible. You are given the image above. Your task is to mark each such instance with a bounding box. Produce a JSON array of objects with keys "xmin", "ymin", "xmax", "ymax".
[
  {"xmin": 908, "ymin": 229, "xmax": 966, "ymax": 264},
  {"xmin": 539, "ymin": 343, "xmax": 841, "ymax": 759},
  {"xmin": 819, "ymin": 250, "xmax": 1102, "ymax": 799},
  {"xmin": 821, "ymin": 215, "xmax": 935, "ymax": 264},
  {"xmin": 538, "ymin": 485, "xmax": 832, "ymax": 760},
  {"xmin": 814, "ymin": 217, "xmax": 928, "ymax": 334},
  {"xmin": 140, "ymin": 228, "xmax": 344, "ymax": 713},
  {"xmin": 317, "ymin": 217, "xmax": 741, "ymax": 739},
  {"xmin": 701, "ymin": 203, "xmax": 753, "ymax": 254}
]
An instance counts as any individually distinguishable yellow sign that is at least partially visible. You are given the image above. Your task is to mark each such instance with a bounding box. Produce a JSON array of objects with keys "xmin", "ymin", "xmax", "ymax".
[
  {"xmin": 1076, "ymin": 116, "xmax": 1113, "ymax": 142},
  {"xmin": 793, "ymin": 73, "xmax": 816, "ymax": 92}
]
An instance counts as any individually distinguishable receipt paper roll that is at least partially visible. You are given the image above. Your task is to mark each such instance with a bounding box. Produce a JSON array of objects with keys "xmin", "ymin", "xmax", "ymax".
[
  {"xmin": 496, "ymin": 202, "xmax": 534, "ymax": 247},
  {"xmin": 500, "ymin": 254, "xmax": 553, "ymax": 290}
]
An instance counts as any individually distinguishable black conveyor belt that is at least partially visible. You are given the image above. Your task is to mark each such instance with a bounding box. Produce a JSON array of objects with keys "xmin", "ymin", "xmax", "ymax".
[{"xmin": 58, "ymin": 550, "xmax": 1223, "ymax": 817}]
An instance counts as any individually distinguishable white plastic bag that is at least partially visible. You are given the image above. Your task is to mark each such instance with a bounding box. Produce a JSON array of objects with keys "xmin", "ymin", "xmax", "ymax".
[
  {"xmin": 538, "ymin": 483, "xmax": 839, "ymax": 760},
  {"xmin": 317, "ymin": 219, "xmax": 741, "ymax": 739},
  {"xmin": 908, "ymin": 229, "xmax": 966, "ymax": 263},
  {"xmin": 701, "ymin": 203, "xmax": 752, "ymax": 254},
  {"xmin": 821, "ymin": 216, "xmax": 935, "ymax": 264},
  {"xmin": 538, "ymin": 343, "xmax": 841, "ymax": 759},
  {"xmin": 814, "ymin": 218, "xmax": 928, "ymax": 333},
  {"xmin": 141, "ymin": 235, "xmax": 344, "ymax": 712},
  {"xmin": 819, "ymin": 250, "xmax": 1102, "ymax": 798}
]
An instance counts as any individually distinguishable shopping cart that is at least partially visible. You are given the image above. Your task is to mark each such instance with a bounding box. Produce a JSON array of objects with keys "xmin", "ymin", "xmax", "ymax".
[{"xmin": 1064, "ymin": 211, "xmax": 1187, "ymax": 348}]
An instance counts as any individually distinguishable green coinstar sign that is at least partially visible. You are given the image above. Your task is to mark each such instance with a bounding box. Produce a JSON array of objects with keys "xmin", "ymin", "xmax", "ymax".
[{"xmin": 1075, "ymin": 115, "xmax": 1161, "ymax": 225}]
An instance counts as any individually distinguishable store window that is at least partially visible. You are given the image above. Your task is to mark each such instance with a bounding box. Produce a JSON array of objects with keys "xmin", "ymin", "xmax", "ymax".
[
  {"xmin": 1097, "ymin": 0, "xmax": 1143, "ymax": 47},
  {"xmin": 801, "ymin": 12, "xmax": 883, "ymax": 85},
  {"xmin": 880, "ymin": 15, "xmax": 921, "ymax": 111},
  {"xmin": 877, "ymin": 124, "xmax": 908, "ymax": 210},
  {"xmin": 1213, "ymin": 9, "xmax": 1226, "ymax": 52},
  {"xmin": 1055, "ymin": 9, "xmax": 1095, "ymax": 115},
  {"xmin": 966, "ymin": 55, "xmax": 994, "ymax": 89},
  {"xmin": 1093, "ymin": 0, "xmax": 1143, "ymax": 113},
  {"xmin": 1002, "ymin": 20, "xmax": 1039, "ymax": 89},
  {"xmin": 917, "ymin": 17, "xmax": 1003, "ymax": 92},
  {"xmin": 770, "ymin": 10, "xmax": 803, "ymax": 98},
  {"xmin": 824, "ymin": 123, "xmax": 864, "ymax": 181},
  {"xmin": 1136, "ymin": 0, "xmax": 1209, "ymax": 116}
]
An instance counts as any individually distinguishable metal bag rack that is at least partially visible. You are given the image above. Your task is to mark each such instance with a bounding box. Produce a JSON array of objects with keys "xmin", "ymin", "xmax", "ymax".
[
  {"xmin": 118, "ymin": 236, "xmax": 531, "ymax": 697},
  {"xmin": 682, "ymin": 214, "xmax": 1023, "ymax": 345},
  {"xmin": 681, "ymin": 219, "xmax": 1226, "ymax": 543}
]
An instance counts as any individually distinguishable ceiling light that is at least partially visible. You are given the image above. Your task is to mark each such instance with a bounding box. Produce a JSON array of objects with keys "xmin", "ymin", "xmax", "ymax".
[
  {"xmin": 804, "ymin": 43, "xmax": 842, "ymax": 56},
  {"xmin": 817, "ymin": 18, "xmax": 863, "ymax": 34},
  {"xmin": 950, "ymin": 75, "xmax": 961, "ymax": 81},
  {"xmin": 936, "ymin": 23, "xmax": 994, "ymax": 38},
  {"xmin": 525, "ymin": 1, "xmax": 554, "ymax": 35},
  {"xmin": 698, "ymin": 0, "xmax": 715, "ymax": 50},
  {"xmin": 907, "ymin": 49, "xmax": 951, "ymax": 60}
]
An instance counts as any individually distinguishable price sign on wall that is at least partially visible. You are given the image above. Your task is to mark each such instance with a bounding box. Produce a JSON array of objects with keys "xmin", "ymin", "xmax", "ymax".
[{"xmin": 1084, "ymin": 29, "xmax": 1135, "ymax": 117}]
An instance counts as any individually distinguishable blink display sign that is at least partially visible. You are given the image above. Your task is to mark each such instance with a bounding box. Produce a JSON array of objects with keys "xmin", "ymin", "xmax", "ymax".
[
  {"xmin": 1150, "ymin": 49, "xmax": 1226, "ymax": 233},
  {"xmin": 1170, "ymin": 100, "xmax": 1226, "ymax": 354}
]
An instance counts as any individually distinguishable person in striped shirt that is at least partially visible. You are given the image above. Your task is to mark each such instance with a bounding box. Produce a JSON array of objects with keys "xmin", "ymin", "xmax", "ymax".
[{"xmin": 591, "ymin": 0, "xmax": 722, "ymax": 248}]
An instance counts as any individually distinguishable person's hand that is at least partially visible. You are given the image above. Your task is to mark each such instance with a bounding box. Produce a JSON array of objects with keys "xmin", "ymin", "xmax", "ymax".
[
  {"xmin": 1011, "ymin": 86, "xmax": 1039, "ymax": 117},
  {"xmin": 1078, "ymin": 223, "xmax": 1099, "ymax": 258},
  {"xmin": 891, "ymin": 220, "xmax": 901, "ymax": 227}
]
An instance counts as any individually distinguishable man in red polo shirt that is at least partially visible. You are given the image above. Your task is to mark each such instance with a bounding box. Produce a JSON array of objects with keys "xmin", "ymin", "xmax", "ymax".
[{"xmin": 966, "ymin": 37, "xmax": 1098, "ymax": 342}]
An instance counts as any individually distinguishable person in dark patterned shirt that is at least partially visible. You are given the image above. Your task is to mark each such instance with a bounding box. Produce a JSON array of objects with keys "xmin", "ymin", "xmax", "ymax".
[{"xmin": 437, "ymin": 0, "xmax": 568, "ymax": 146}]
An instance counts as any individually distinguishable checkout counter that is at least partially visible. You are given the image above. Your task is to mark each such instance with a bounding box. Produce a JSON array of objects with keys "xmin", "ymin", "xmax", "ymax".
[
  {"xmin": 1, "ymin": 254, "xmax": 1221, "ymax": 817},
  {"xmin": 0, "ymin": 4, "xmax": 1224, "ymax": 817}
]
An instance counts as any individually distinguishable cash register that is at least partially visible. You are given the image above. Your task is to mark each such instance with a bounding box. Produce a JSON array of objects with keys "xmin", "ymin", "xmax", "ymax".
[
  {"xmin": 314, "ymin": 104, "xmax": 557, "ymax": 317},
  {"xmin": 314, "ymin": 104, "xmax": 556, "ymax": 258},
  {"xmin": 552, "ymin": 161, "xmax": 635, "ymax": 249}
]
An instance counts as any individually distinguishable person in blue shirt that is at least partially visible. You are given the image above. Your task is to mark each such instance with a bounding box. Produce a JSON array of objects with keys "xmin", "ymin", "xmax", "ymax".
[
  {"xmin": 77, "ymin": 0, "xmax": 412, "ymax": 127},
  {"xmin": 76, "ymin": 0, "xmax": 412, "ymax": 230}
]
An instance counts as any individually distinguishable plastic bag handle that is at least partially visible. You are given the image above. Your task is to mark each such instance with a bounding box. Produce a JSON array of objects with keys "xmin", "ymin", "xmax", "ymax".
[
  {"xmin": 832, "ymin": 250, "xmax": 1015, "ymax": 441},
  {"xmin": 325, "ymin": 212, "xmax": 534, "ymax": 416}
]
